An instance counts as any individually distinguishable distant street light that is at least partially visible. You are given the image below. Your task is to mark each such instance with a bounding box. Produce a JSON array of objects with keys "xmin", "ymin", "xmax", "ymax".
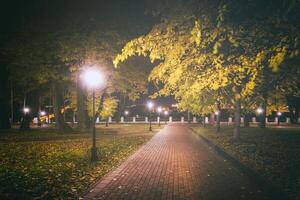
[
  {"xmin": 82, "ymin": 67, "xmax": 104, "ymax": 162},
  {"xmin": 40, "ymin": 111, "xmax": 46, "ymax": 116},
  {"xmin": 124, "ymin": 110, "xmax": 129, "ymax": 122},
  {"xmin": 256, "ymin": 107, "xmax": 263, "ymax": 114},
  {"xmin": 277, "ymin": 112, "xmax": 282, "ymax": 116},
  {"xmin": 157, "ymin": 107, "xmax": 162, "ymax": 127},
  {"xmin": 23, "ymin": 107, "xmax": 30, "ymax": 114},
  {"xmin": 164, "ymin": 110, "xmax": 169, "ymax": 124},
  {"xmin": 215, "ymin": 111, "xmax": 219, "ymax": 115},
  {"xmin": 277, "ymin": 111, "xmax": 282, "ymax": 125},
  {"xmin": 147, "ymin": 101, "xmax": 154, "ymax": 131},
  {"xmin": 256, "ymin": 107, "xmax": 264, "ymax": 128}
]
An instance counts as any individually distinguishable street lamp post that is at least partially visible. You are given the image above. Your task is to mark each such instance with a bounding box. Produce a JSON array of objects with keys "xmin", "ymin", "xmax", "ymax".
[
  {"xmin": 256, "ymin": 107, "xmax": 264, "ymax": 128},
  {"xmin": 277, "ymin": 111, "xmax": 282, "ymax": 125},
  {"xmin": 124, "ymin": 110, "xmax": 129, "ymax": 122},
  {"xmin": 164, "ymin": 110, "xmax": 169, "ymax": 124},
  {"xmin": 147, "ymin": 101, "xmax": 154, "ymax": 131},
  {"xmin": 83, "ymin": 68, "xmax": 104, "ymax": 162},
  {"xmin": 157, "ymin": 107, "xmax": 162, "ymax": 127}
]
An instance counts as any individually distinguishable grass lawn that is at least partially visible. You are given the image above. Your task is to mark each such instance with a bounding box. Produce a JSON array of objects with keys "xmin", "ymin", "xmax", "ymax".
[
  {"xmin": 0, "ymin": 124, "xmax": 162, "ymax": 200},
  {"xmin": 190, "ymin": 125, "xmax": 300, "ymax": 200}
]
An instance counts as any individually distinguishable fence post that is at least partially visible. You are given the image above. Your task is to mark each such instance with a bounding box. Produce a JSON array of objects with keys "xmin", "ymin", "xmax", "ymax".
[
  {"xmin": 181, "ymin": 117, "xmax": 184, "ymax": 123},
  {"xmin": 205, "ymin": 117, "xmax": 209, "ymax": 124},
  {"xmin": 193, "ymin": 117, "xmax": 197, "ymax": 123}
]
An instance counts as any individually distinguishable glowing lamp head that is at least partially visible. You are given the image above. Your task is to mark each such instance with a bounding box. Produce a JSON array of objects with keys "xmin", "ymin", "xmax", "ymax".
[
  {"xmin": 277, "ymin": 112, "xmax": 282, "ymax": 116},
  {"xmin": 164, "ymin": 111, "xmax": 169, "ymax": 116},
  {"xmin": 82, "ymin": 68, "xmax": 103, "ymax": 88},
  {"xmin": 147, "ymin": 101, "xmax": 154, "ymax": 110},
  {"xmin": 157, "ymin": 107, "xmax": 162, "ymax": 113},
  {"xmin": 40, "ymin": 111, "xmax": 46, "ymax": 116},
  {"xmin": 23, "ymin": 107, "xmax": 30, "ymax": 114},
  {"xmin": 124, "ymin": 110, "xmax": 129, "ymax": 115},
  {"xmin": 215, "ymin": 111, "xmax": 219, "ymax": 115},
  {"xmin": 256, "ymin": 107, "xmax": 263, "ymax": 114}
]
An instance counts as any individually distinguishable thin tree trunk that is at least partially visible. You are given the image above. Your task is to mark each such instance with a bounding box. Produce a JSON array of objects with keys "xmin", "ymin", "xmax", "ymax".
[
  {"xmin": 116, "ymin": 93, "xmax": 125, "ymax": 122},
  {"xmin": 260, "ymin": 95, "xmax": 267, "ymax": 128},
  {"xmin": 10, "ymin": 80, "xmax": 13, "ymax": 126},
  {"xmin": 77, "ymin": 73, "xmax": 87, "ymax": 131},
  {"xmin": 210, "ymin": 112, "xmax": 215, "ymax": 125},
  {"xmin": 216, "ymin": 103, "xmax": 221, "ymax": 132},
  {"xmin": 52, "ymin": 82, "xmax": 72, "ymax": 132},
  {"xmin": 38, "ymin": 92, "xmax": 42, "ymax": 127},
  {"xmin": 95, "ymin": 88, "xmax": 107, "ymax": 123},
  {"xmin": 244, "ymin": 114, "xmax": 250, "ymax": 128},
  {"xmin": 233, "ymin": 99, "xmax": 241, "ymax": 141},
  {"xmin": 188, "ymin": 110, "xmax": 191, "ymax": 123}
]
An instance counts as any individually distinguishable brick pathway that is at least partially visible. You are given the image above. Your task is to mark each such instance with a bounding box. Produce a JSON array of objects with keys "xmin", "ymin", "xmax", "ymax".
[{"xmin": 84, "ymin": 124, "xmax": 273, "ymax": 200}]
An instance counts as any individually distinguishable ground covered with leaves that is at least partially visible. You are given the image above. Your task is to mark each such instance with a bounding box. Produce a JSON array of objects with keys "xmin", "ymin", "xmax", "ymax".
[
  {"xmin": 190, "ymin": 125, "xmax": 300, "ymax": 200},
  {"xmin": 0, "ymin": 124, "xmax": 161, "ymax": 200}
]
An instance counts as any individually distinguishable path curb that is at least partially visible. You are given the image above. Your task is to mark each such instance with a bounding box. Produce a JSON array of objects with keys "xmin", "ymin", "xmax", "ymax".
[{"xmin": 188, "ymin": 126, "xmax": 289, "ymax": 200}]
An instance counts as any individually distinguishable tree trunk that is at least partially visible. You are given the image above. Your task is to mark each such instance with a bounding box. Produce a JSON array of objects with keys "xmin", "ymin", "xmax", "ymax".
[
  {"xmin": 216, "ymin": 103, "xmax": 221, "ymax": 132},
  {"xmin": 244, "ymin": 114, "xmax": 250, "ymax": 128},
  {"xmin": 76, "ymin": 73, "xmax": 88, "ymax": 131},
  {"xmin": 19, "ymin": 113, "xmax": 31, "ymax": 131},
  {"xmin": 116, "ymin": 94, "xmax": 125, "ymax": 122},
  {"xmin": 52, "ymin": 82, "xmax": 72, "ymax": 132},
  {"xmin": 210, "ymin": 113, "xmax": 215, "ymax": 125},
  {"xmin": 260, "ymin": 95, "xmax": 267, "ymax": 128},
  {"xmin": 94, "ymin": 88, "xmax": 107, "ymax": 124},
  {"xmin": 233, "ymin": 99, "xmax": 241, "ymax": 141},
  {"xmin": 188, "ymin": 110, "xmax": 191, "ymax": 123},
  {"xmin": 105, "ymin": 119, "xmax": 108, "ymax": 127}
]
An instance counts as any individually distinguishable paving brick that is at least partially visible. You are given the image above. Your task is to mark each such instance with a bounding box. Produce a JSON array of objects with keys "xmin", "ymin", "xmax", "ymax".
[{"xmin": 84, "ymin": 124, "xmax": 274, "ymax": 200}]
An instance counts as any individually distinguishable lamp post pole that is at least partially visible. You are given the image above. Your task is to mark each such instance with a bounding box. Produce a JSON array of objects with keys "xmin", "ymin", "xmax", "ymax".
[
  {"xmin": 256, "ymin": 107, "xmax": 264, "ymax": 128},
  {"xmin": 91, "ymin": 89, "xmax": 97, "ymax": 162},
  {"xmin": 157, "ymin": 107, "xmax": 162, "ymax": 127},
  {"xmin": 82, "ymin": 67, "xmax": 103, "ymax": 162},
  {"xmin": 149, "ymin": 111, "xmax": 152, "ymax": 131}
]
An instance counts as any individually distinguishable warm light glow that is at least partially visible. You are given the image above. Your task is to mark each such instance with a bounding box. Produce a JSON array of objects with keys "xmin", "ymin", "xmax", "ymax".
[
  {"xmin": 215, "ymin": 111, "xmax": 219, "ymax": 115},
  {"xmin": 157, "ymin": 107, "xmax": 162, "ymax": 113},
  {"xmin": 256, "ymin": 107, "xmax": 263, "ymax": 114},
  {"xmin": 82, "ymin": 68, "xmax": 104, "ymax": 88},
  {"xmin": 23, "ymin": 107, "xmax": 30, "ymax": 113},
  {"xmin": 147, "ymin": 101, "xmax": 154, "ymax": 110},
  {"xmin": 40, "ymin": 111, "xmax": 46, "ymax": 116},
  {"xmin": 164, "ymin": 111, "xmax": 169, "ymax": 116},
  {"xmin": 124, "ymin": 110, "xmax": 129, "ymax": 115},
  {"xmin": 277, "ymin": 112, "xmax": 282, "ymax": 116}
]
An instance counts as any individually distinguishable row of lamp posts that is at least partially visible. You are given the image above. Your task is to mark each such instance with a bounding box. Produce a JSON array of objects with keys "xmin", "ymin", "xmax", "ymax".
[{"xmin": 19, "ymin": 66, "xmax": 285, "ymax": 163}]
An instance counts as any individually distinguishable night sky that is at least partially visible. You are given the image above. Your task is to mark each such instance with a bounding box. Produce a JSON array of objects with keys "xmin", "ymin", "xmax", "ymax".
[{"xmin": 0, "ymin": 0, "xmax": 173, "ymax": 125}]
